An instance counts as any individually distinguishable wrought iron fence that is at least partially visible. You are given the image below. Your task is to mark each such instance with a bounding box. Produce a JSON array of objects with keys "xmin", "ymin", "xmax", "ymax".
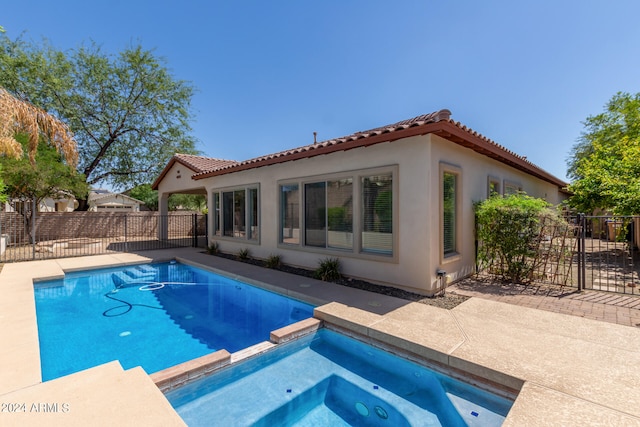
[
  {"xmin": 476, "ymin": 212, "xmax": 640, "ymax": 294},
  {"xmin": 0, "ymin": 209, "xmax": 207, "ymax": 263},
  {"xmin": 476, "ymin": 212, "xmax": 579, "ymax": 287},
  {"xmin": 575, "ymin": 215, "xmax": 640, "ymax": 294}
]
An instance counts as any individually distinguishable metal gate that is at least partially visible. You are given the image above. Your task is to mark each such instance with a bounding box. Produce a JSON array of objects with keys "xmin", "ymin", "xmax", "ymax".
[
  {"xmin": 0, "ymin": 202, "xmax": 207, "ymax": 263},
  {"xmin": 576, "ymin": 214, "xmax": 640, "ymax": 294}
]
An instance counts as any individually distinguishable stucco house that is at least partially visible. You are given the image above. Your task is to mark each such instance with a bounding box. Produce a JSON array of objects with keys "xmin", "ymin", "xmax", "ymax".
[
  {"xmin": 3, "ymin": 192, "xmax": 78, "ymax": 213},
  {"xmin": 152, "ymin": 109, "xmax": 568, "ymax": 295},
  {"xmin": 88, "ymin": 190, "xmax": 144, "ymax": 212}
]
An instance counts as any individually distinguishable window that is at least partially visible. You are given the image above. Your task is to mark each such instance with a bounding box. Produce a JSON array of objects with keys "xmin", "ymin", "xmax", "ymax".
[
  {"xmin": 304, "ymin": 179, "xmax": 353, "ymax": 249},
  {"xmin": 443, "ymin": 171, "xmax": 457, "ymax": 256},
  {"xmin": 248, "ymin": 188, "xmax": 258, "ymax": 240},
  {"xmin": 504, "ymin": 180, "xmax": 521, "ymax": 195},
  {"xmin": 362, "ymin": 174, "xmax": 392, "ymax": 254},
  {"xmin": 305, "ymin": 182, "xmax": 326, "ymax": 247},
  {"xmin": 279, "ymin": 167, "xmax": 394, "ymax": 257},
  {"xmin": 281, "ymin": 184, "xmax": 300, "ymax": 244},
  {"xmin": 488, "ymin": 177, "xmax": 500, "ymax": 197},
  {"xmin": 213, "ymin": 186, "xmax": 259, "ymax": 241},
  {"xmin": 213, "ymin": 193, "xmax": 220, "ymax": 236}
]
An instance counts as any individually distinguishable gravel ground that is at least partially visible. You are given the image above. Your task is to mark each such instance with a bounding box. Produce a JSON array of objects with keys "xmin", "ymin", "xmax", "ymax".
[{"xmin": 210, "ymin": 252, "xmax": 470, "ymax": 310}]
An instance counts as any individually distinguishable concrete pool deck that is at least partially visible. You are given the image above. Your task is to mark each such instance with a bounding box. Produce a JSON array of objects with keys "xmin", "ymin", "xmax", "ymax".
[{"xmin": 0, "ymin": 247, "xmax": 639, "ymax": 426}]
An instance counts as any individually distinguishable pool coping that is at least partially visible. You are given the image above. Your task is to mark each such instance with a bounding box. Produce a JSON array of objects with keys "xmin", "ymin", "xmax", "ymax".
[
  {"xmin": 1, "ymin": 248, "xmax": 640, "ymax": 426},
  {"xmin": 150, "ymin": 317, "xmax": 323, "ymax": 394}
]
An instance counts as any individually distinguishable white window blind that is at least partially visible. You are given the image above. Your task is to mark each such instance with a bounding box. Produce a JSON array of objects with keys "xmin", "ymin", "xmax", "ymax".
[
  {"xmin": 443, "ymin": 172, "xmax": 456, "ymax": 255},
  {"xmin": 361, "ymin": 174, "xmax": 392, "ymax": 254}
]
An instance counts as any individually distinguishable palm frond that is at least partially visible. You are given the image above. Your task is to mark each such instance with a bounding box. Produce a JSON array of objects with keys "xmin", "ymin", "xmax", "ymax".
[{"xmin": 0, "ymin": 87, "xmax": 78, "ymax": 167}]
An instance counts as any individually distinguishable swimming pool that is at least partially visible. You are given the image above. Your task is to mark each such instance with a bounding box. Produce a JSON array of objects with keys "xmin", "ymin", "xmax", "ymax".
[
  {"xmin": 168, "ymin": 328, "xmax": 513, "ymax": 426},
  {"xmin": 34, "ymin": 261, "xmax": 314, "ymax": 381}
]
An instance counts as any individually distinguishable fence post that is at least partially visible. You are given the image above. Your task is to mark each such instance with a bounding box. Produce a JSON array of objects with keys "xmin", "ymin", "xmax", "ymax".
[
  {"xmin": 576, "ymin": 214, "xmax": 582, "ymax": 291},
  {"xmin": 204, "ymin": 213, "xmax": 208, "ymax": 248},
  {"xmin": 577, "ymin": 213, "xmax": 585, "ymax": 291},
  {"xmin": 192, "ymin": 214, "xmax": 197, "ymax": 247},
  {"xmin": 124, "ymin": 215, "xmax": 128, "ymax": 253},
  {"xmin": 31, "ymin": 198, "xmax": 36, "ymax": 260}
]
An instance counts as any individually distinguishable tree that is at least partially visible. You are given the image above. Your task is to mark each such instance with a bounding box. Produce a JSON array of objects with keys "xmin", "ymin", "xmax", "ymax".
[
  {"xmin": 0, "ymin": 86, "xmax": 78, "ymax": 204},
  {"xmin": 0, "ymin": 35, "xmax": 199, "ymax": 209},
  {"xmin": 0, "ymin": 170, "xmax": 6, "ymax": 204},
  {"xmin": 1, "ymin": 137, "xmax": 87, "ymax": 203},
  {"xmin": 127, "ymin": 184, "xmax": 158, "ymax": 211},
  {"xmin": 168, "ymin": 193, "xmax": 207, "ymax": 212},
  {"xmin": 1, "ymin": 136, "xmax": 88, "ymax": 242},
  {"xmin": 0, "ymin": 87, "xmax": 77, "ymax": 165},
  {"xmin": 127, "ymin": 184, "xmax": 206, "ymax": 212},
  {"xmin": 567, "ymin": 92, "xmax": 640, "ymax": 214}
]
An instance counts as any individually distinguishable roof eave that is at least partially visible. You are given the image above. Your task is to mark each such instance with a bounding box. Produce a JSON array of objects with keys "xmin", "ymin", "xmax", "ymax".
[
  {"xmin": 193, "ymin": 124, "xmax": 432, "ymax": 180},
  {"xmin": 192, "ymin": 120, "xmax": 566, "ymax": 189},
  {"xmin": 431, "ymin": 121, "xmax": 567, "ymax": 188}
]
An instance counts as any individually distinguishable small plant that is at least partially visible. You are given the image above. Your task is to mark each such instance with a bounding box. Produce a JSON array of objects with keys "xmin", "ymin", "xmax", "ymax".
[
  {"xmin": 237, "ymin": 248, "xmax": 250, "ymax": 260},
  {"xmin": 265, "ymin": 254, "xmax": 282, "ymax": 269},
  {"xmin": 314, "ymin": 257, "xmax": 341, "ymax": 282},
  {"xmin": 206, "ymin": 242, "xmax": 219, "ymax": 255}
]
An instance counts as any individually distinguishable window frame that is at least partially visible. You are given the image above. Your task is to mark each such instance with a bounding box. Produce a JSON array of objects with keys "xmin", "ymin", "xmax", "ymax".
[
  {"xmin": 440, "ymin": 163, "xmax": 462, "ymax": 263},
  {"xmin": 277, "ymin": 165, "xmax": 398, "ymax": 261},
  {"xmin": 487, "ymin": 176, "xmax": 501, "ymax": 198},
  {"xmin": 211, "ymin": 184, "xmax": 260, "ymax": 243},
  {"xmin": 503, "ymin": 180, "xmax": 522, "ymax": 195}
]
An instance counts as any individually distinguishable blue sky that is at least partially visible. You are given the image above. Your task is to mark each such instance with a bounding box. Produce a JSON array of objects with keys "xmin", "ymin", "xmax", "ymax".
[{"xmin": 4, "ymin": 1, "xmax": 640, "ymax": 183}]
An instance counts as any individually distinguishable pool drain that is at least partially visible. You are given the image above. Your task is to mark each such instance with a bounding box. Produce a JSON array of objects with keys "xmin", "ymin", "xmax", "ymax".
[
  {"xmin": 355, "ymin": 402, "xmax": 369, "ymax": 417},
  {"xmin": 374, "ymin": 406, "xmax": 388, "ymax": 419}
]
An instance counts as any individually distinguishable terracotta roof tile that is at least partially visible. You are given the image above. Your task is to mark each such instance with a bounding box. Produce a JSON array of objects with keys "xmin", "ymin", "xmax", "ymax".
[
  {"xmin": 178, "ymin": 109, "xmax": 566, "ymax": 189},
  {"xmin": 173, "ymin": 154, "xmax": 238, "ymax": 173},
  {"xmin": 192, "ymin": 109, "xmax": 452, "ymax": 178},
  {"xmin": 151, "ymin": 154, "xmax": 238, "ymax": 190}
]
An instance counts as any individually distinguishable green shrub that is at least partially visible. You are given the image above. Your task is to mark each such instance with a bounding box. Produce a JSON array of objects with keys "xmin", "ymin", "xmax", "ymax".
[
  {"xmin": 206, "ymin": 242, "xmax": 219, "ymax": 255},
  {"xmin": 265, "ymin": 254, "xmax": 282, "ymax": 269},
  {"xmin": 314, "ymin": 257, "xmax": 341, "ymax": 281},
  {"xmin": 237, "ymin": 248, "xmax": 250, "ymax": 260},
  {"xmin": 476, "ymin": 193, "xmax": 567, "ymax": 283}
]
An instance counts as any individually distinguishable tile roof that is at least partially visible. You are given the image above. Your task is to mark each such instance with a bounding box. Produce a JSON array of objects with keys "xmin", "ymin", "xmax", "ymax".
[
  {"xmin": 151, "ymin": 154, "xmax": 238, "ymax": 190},
  {"xmin": 88, "ymin": 192, "xmax": 144, "ymax": 204},
  {"xmin": 187, "ymin": 109, "xmax": 566, "ymax": 188},
  {"xmin": 192, "ymin": 110, "xmax": 453, "ymax": 179},
  {"xmin": 172, "ymin": 154, "xmax": 238, "ymax": 173}
]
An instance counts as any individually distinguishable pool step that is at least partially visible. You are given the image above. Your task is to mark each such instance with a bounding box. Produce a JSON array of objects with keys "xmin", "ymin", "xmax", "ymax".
[
  {"xmin": 137, "ymin": 264, "xmax": 157, "ymax": 275},
  {"xmin": 111, "ymin": 265, "xmax": 158, "ymax": 287},
  {"xmin": 125, "ymin": 267, "xmax": 156, "ymax": 280}
]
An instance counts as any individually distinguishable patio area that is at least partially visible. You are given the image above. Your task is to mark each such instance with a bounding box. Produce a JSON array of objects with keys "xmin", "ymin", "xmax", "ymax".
[{"xmin": 1, "ymin": 247, "xmax": 639, "ymax": 426}]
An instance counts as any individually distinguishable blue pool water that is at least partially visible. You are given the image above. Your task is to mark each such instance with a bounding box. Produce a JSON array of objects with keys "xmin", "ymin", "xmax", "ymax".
[
  {"xmin": 168, "ymin": 329, "xmax": 513, "ymax": 426},
  {"xmin": 34, "ymin": 262, "xmax": 314, "ymax": 381}
]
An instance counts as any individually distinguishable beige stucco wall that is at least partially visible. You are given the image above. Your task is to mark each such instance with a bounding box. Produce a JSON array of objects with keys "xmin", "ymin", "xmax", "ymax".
[
  {"xmin": 427, "ymin": 135, "xmax": 564, "ymax": 288},
  {"xmin": 39, "ymin": 198, "xmax": 76, "ymax": 212},
  {"xmin": 156, "ymin": 163, "xmax": 207, "ymax": 195},
  {"xmin": 159, "ymin": 135, "xmax": 564, "ymax": 295}
]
